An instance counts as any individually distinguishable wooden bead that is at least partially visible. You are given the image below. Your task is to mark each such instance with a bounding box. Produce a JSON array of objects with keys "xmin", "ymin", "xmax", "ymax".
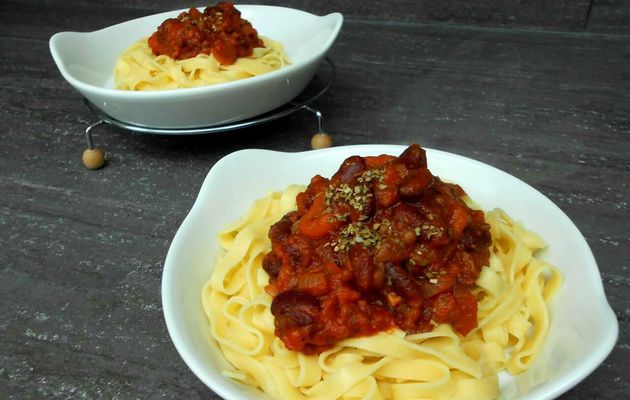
[
  {"xmin": 82, "ymin": 148, "xmax": 106, "ymax": 170},
  {"xmin": 311, "ymin": 132, "xmax": 333, "ymax": 150}
]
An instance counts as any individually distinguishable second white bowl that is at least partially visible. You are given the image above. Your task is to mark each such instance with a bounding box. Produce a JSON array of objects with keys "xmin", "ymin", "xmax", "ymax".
[{"xmin": 49, "ymin": 5, "xmax": 343, "ymax": 128}]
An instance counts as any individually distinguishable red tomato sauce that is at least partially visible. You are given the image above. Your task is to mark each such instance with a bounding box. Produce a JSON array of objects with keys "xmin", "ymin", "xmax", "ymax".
[
  {"xmin": 263, "ymin": 145, "xmax": 492, "ymax": 354},
  {"xmin": 147, "ymin": 2, "xmax": 263, "ymax": 65}
]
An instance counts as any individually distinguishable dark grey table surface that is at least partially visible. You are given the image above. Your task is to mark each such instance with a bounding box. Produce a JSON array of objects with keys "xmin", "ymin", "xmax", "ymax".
[{"xmin": 1, "ymin": 0, "xmax": 628, "ymax": 398}]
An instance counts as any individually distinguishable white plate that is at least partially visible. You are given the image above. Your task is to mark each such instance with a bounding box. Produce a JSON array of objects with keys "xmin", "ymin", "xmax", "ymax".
[
  {"xmin": 49, "ymin": 5, "xmax": 343, "ymax": 128},
  {"xmin": 162, "ymin": 145, "xmax": 618, "ymax": 400}
]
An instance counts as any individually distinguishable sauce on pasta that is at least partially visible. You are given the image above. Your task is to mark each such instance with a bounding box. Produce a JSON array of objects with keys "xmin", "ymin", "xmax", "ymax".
[
  {"xmin": 148, "ymin": 2, "xmax": 263, "ymax": 65},
  {"xmin": 263, "ymin": 145, "xmax": 492, "ymax": 354}
]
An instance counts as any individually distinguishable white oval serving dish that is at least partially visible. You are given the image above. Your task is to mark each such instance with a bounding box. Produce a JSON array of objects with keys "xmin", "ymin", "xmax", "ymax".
[
  {"xmin": 49, "ymin": 5, "xmax": 343, "ymax": 129},
  {"xmin": 162, "ymin": 144, "xmax": 618, "ymax": 400}
]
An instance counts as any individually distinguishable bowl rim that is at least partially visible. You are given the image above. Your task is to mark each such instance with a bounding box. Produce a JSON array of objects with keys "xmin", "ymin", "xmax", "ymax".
[
  {"xmin": 49, "ymin": 4, "xmax": 344, "ymax": 98},
  {"xmin": 162, "ymin": 144, "xmax": 619, "ymax": 400}
]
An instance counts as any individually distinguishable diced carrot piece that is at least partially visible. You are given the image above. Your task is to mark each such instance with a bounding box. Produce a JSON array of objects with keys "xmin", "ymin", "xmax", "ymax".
[{"xmin": 299, "ymin": 195, "xmax": 339, "ymax": 238}]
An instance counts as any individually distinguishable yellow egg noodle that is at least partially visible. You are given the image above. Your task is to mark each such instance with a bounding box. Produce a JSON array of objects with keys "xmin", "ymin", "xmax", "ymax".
[
  {"xmin": 114, "ymin": 36, "xmax": 290, "ymax": 90},
  {"xmin": 201, "ymin": 186, "xmax": 562, "ymax": 400}
]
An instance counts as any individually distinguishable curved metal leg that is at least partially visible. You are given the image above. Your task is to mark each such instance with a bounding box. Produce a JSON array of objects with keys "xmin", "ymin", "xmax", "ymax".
[
  {"xmin": 85, "ymin": 120, "xmax": 104, "ymax": 149},
  {"xmin": 303, "ymin": 105, "xmax": 324, "ymax": 133}
]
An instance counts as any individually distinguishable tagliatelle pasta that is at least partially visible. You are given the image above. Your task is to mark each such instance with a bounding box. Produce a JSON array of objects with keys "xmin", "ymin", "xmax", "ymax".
[
  {"xmin": 114, "ymin": 36, "xmax": 290, "ymax": 91},
  {"xmin": 201, "ymin": 185, "xmax": 562, "ymax": 400}
]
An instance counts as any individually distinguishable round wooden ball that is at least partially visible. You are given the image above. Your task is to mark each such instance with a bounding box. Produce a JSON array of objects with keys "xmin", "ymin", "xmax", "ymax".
[
  {"xmin": 311, "ymin": 132, "xmax": 333, "ymax": 150},
  {"xmin": 82, "ymin": 148, "xmax": 106, "ymax": 170}
]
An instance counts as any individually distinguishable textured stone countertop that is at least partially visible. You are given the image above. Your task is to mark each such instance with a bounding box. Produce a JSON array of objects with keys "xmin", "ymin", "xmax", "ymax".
[{"xmin": 1, "ymin": 0, "xmax": 628, "ymax": 398}]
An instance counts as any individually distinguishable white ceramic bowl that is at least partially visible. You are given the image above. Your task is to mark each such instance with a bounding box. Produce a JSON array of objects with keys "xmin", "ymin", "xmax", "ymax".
[
  {"xmin": 162, "ymin": 145, "xmax": 618, "ymax": 399},
  {"xmin": 49, "ymin": 6, "xmax": 343, "ymax": 128}
]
